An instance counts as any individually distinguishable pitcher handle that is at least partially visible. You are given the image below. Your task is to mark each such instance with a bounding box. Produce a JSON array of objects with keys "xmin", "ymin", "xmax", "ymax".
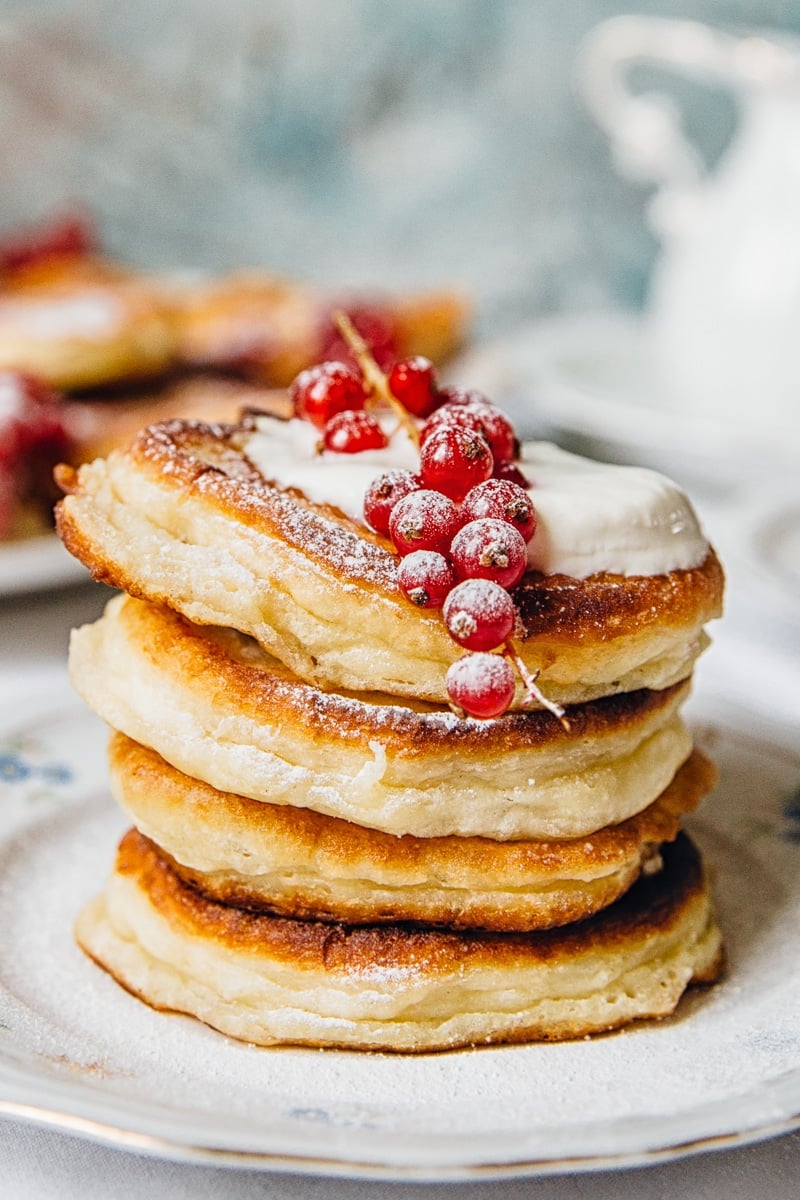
[{"xmin": 576, "ymin": 15, "xmax": 798, "ymax": 226}]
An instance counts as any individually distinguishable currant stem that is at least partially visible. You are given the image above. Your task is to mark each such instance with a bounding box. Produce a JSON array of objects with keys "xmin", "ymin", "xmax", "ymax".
[
  {"xmin": 333, "ymin": 310, "xmax": 420, "ymax": 447},
  {"xmin": 504, "ymin": 639, "xmax": 571, "ymax": 730}
]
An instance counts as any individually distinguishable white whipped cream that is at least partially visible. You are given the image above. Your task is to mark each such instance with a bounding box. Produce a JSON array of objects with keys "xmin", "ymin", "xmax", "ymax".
[{"xmin": 244, "ymin": 417, "xmax": 708, "ymax": 579}]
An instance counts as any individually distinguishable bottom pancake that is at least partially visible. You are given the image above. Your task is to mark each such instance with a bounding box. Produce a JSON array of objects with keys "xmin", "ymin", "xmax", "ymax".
[
  {"xmin": 109, "ymin": 732, "xmax": 717, "ymax": 931},
  {"xmin": 76, "ymin": 830, "xmax": 723, "ymax": 1053}
]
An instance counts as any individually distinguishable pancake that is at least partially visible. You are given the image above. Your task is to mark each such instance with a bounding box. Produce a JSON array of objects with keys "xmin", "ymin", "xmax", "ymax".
[
  {"xmin": 66, "ymin": 374, "xmax": 290, "ymax": 464},
  {"xmin": 0, "ymin": 256, "xmax": 176, "ymax": 389},
  {"xmin": 109, "ymin": 732, "xmax": 716, "ymax": 931},
  {"xmin": 75, "ymin": 829, "xmax": 723, "ymax": 1052},
  {"xmin": 55, "ymin": 418, "xmax": 724, "ymax": 709},
  {"xmin": 70, "ymin": 594, "xmax": 695, "ymax": 840},
  {"xmin": 172, "ymin": 272, "xmax": 469, "ymax": 384}
]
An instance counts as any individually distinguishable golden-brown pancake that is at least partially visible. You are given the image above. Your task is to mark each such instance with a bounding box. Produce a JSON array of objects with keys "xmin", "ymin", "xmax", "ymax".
[
  {"xmin": 109, "ymin": 732, "xmax": 716, "ymax": 932},
  {"xmin": 56, "ymin": 419, "xmax": 724, "ymax": 709},
  {"xmin": 0, "ymin": 257, "xmax": 176, "ymax": 389},
  {"xmin": 70, "ymin": 594, "xmax": 696, "ymax": 839},
  {"xmin": 172, "ymin": 272, "xmax": 469, "ymax": 384},
  {"xmin": 75, "ymin": 829, "xmax": 723, "ymax": 1052}
]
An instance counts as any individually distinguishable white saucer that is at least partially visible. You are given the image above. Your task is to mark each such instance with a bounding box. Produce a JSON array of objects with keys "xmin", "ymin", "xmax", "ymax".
[
  {"xmin": 0, "ymin": 534, "xmax": 89, "ymax": 598},
  {"xmin": 453, "ymin": 312, "xmax": 800, "ymax": 484}
]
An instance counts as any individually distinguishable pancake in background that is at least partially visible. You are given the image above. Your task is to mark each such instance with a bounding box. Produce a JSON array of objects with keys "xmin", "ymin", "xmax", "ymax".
[
  {"xmin": 0, "ymin": 256, "xmax": 176, "ymax": 390},
  {"xmin": 172, "ymin": 272, "xmax": 469, "ymax": 384},
  {"xmin": 76, "ymin": 829, "xmax": 723, "ymax": 1052},
  {"xmin": 65, "ymin": 373, "xmax": 290, "ymax": 463}
]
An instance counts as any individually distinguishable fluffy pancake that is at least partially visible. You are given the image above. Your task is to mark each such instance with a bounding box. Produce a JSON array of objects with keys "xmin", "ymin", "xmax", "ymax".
[
  {"xmin": 71, "ymin": 594, "xmax": 695, "ymax": 839},
  {"xmin": 0, "ymin": 257, "xmax": 176, "ymax": 389},
  {"xmin": 109, "ymin": 732, "xmax": 716, "ymax": 931},
  {"xmin": 55, "ymin": 418, "xmax": 724, "ymax": 709},
  {"xmin": 76, "ymin": 829, "xmax": 723, "ymax": 1052},
  {"xmin": 172, "ymin": 272, "xmax": 469, "ymax": 384}
]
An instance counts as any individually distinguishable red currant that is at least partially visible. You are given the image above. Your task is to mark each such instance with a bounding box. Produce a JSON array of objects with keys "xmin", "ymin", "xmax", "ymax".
[
  {"xmin": 450, "ymin": 518, "xmax": 528, "ymax": 589},
  {"xmin": 0, "ymin": 373, "xmax": 70, "ymax": 466},
  {"xmin": 419, "ymin": 403, "xmax": 485, "ymax": 445},
  {"xmin": 322, "ymin": 410, "xmax": 388, "ymax": 454},
  {"xmin": 0, "ymin": 463, "xmax": 15, "ymax": 538},
  {"xmin": 0, "ymin": 371, "xmax": 73, "ymax": 535},
  {"xmin": 0, "ymin": 212, "xmax": 95, "ymax": 272},
  {"xmin": 493, "ymin": 460, "xmax": 532, "ymax": 488},
  {"xmin": 317, "ymin": 304, "xmax": 396, "ymax": 370},
  {"xmin": 420, "ymin": 398, "xmax": 517, "ymax": 466},
  {"xmin": 388, "ymin": 356, "xmax": 439, "ymax": 417},
  {"xmin": 363, "ymin": 469, "xmax": 420, "ymax": 536},
  {"xmin": 463, "ymin": 401, "xmax": 518, "ymax": 464},
  {"xmin": 460, "ymin": 478, "xmax": 537, "ymax": 543},
  {"xmin": 435, "ymin": 386, "xmax": 490, "ymax": 408},
  {"xmin": 396, "ymin": 550, "xmax": 455, "ymax": 608},
  {"xmin": 290, "ymin": 361, "xmax": 365, "ymax": 429},
  {"xmin": 419, "ymin": 425, "xmax": 493, "ymax": 501},
  {"xmin": 389, "ymin": 489, "xmax": 461, "ymax": 556},
  {"xmin": 446, "ymin": 652, "xmax": 516, "ymax": 718},
  {"xmin": 442, "ymin": 578, "xmax": 516, "ymax": 651}
]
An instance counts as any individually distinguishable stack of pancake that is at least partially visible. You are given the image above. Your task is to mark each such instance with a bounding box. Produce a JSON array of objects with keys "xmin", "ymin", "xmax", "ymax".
[{"xmin": 56, "ymin": 414, "xmax": 725, "ymax": 1052}]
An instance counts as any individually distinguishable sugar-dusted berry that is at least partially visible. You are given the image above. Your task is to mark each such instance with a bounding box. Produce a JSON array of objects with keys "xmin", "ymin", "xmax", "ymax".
[
  {"xmin": 389, "ymin": 488, "xmax": 461, "ymax": 556},
  {"xmin": 460, "ymin": 478, "xmax": 537, "ymax": 543},
  {"xmin": 396, "ymin": 550, "xmax": 455, "ymax": 608},
  {"xmin": 493, "ymin": 460, "xmax": 532, "ymax": 488},
  {"xmin": 446, "ymin": 652, "xmax": 516, "ymax": 718},
  {"xmin": 388, "ymin": 356, "xmax": 440, "ymax": 418},
  {"xmin": 290, "ymin": 361, "xmax": 365, "ymax": 429},
  {"xmin": 423, "ymin": 393, "xmax": 518, "ymax": 466},
  {"xmin": 363, "ymin": 468, "xmax": 420, "ymax": 536},
  {"xmin": 322, "ymin": 410, "xmax": 388, "ymax": 454},
  {"xmin": 450, "ymin": 517, "xmax": 528, "ymax": 589},
  {"xmin": 442, "ymin": 578, "xmax": 516, "ymax": 651},
  {"xmin": 419, "ymin": 425, "xmax": 493, "ymax": 501}
]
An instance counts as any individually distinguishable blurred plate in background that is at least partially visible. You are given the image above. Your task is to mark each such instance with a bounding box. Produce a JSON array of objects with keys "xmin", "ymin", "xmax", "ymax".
[
  {"xmin": 0, "ymin": 534, "xmax": 88, "ymax": 598},
  {"xmin": 454, "ymin": 311, "xmax": 800, "ymax": 486}
]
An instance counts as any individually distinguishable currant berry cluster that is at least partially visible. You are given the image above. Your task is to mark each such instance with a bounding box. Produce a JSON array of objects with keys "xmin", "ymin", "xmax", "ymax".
[
  {"xmin": 286, "ymin": 312, "xmax": 557, "ymax": 722},
  {"xmin": 371, "ymin": 474, "xmax": 537, "ymax": 719},
  {"xmin": 290, "ymin": 353, "xmax": 446, "ymax": 454}
]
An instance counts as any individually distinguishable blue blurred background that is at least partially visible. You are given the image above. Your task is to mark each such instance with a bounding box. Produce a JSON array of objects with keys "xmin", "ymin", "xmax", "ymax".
[{"xmin": 0, "ymin": 0, "xmax": 798, "ymax": 333}]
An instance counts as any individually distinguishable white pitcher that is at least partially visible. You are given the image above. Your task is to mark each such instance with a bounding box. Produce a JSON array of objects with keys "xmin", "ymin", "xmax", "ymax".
[{"xmin": 577, "ymin": 15, "xmax": 800, "ymax": 436}]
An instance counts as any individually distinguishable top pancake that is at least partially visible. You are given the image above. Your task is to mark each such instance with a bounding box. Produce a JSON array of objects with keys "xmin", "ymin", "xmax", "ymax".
[{"xmin": 56, "ymin": 417, "xmax": 724, "ymax": 707}]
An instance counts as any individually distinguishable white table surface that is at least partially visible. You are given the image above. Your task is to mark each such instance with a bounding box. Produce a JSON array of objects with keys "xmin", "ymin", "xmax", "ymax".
[{"xmin": 1, "ymin": 500, "xmax": 798, "ymax": 1200}]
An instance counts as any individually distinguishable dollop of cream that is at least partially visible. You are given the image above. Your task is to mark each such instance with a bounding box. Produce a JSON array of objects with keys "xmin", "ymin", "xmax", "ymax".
[{"xmin": 244, "ymin": 417, "xmax": 708, "ymax": 579}]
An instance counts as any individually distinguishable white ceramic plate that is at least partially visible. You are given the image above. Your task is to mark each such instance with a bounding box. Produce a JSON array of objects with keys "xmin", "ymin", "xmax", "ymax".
[
  {"xmin": 0, "ymin": 670, "xmax": 799, "ymax": 1181},
  {"xmin": 453, "ymin": 312, "xmax": 800, "ymax": 484},
  {"xmin": 0, "ymin": 534, "xmax": 89, "ymax": 597}
]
